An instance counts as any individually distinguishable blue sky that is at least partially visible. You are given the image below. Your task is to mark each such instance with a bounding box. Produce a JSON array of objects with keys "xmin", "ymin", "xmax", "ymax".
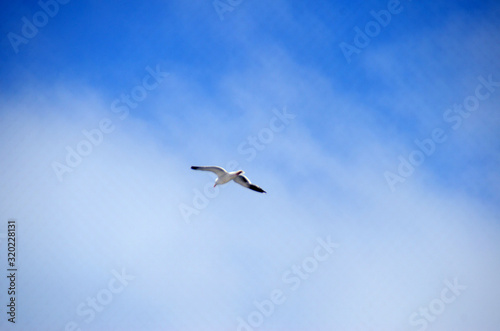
[{"xmin": 1, "ymin": 0, "xmax": 500, "ymax": 330}]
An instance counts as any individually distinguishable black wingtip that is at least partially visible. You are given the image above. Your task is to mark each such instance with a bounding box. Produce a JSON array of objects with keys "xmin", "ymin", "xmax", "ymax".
[
  {"xmin": 191, "ymin": 166, "xmax": 198, "ymax": 170},
  {"xmin": 249, "ymin": 185, "xmax": 267, "ymax": 193}
]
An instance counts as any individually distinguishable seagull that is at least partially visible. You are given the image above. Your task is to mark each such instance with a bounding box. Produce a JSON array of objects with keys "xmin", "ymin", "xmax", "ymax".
[{"xmin": 191, "ymin": 166, "xmax": 266, "ymax": 193}]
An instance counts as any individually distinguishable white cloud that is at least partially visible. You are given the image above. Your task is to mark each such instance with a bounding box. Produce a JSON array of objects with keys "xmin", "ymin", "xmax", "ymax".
[{"xmin": 1, "ymin": 69, "xmax": 499, "ymax": 331}]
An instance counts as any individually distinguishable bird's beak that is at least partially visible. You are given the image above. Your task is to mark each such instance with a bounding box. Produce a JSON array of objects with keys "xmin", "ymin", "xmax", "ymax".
[{"xmin": 213, "ymin": 184, "xmax": 216, "ymax": 187}]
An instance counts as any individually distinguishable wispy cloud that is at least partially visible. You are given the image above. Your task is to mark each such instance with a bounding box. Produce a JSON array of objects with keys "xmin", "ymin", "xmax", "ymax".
[{"xmin": 1, "ymin": 1, "xmax": 499, "ymax": 330}]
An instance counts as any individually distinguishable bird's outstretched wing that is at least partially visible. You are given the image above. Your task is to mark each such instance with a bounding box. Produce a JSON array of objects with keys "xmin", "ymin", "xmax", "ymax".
[
  {"xmin": 234, "ymin": 175, "xmax": 267, "ymax": 193},
  {"xmin": 191, "ymin": 166, "xmax": 227, "ymax": 177}
]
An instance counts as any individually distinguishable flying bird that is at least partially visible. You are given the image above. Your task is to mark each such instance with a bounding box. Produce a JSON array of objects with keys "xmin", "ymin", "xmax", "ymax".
[{"xmin": 191, "ymin": 166, "xmax": 266, "ymax": 193}]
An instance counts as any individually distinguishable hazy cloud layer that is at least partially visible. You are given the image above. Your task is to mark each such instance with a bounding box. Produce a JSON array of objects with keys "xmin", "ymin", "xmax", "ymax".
[{"xmin": 1, "ymin": 0, "xmax": 499, "ymax": 330}]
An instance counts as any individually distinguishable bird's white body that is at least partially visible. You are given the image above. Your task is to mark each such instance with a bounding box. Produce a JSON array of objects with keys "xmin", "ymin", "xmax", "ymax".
[
  {"xmin": 215, "ymin": 170, "xmax": 244, "ymax": 186},
  {"xmin": 191, "ymin": 166, "xmax": 266, "ymax": 193}
]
